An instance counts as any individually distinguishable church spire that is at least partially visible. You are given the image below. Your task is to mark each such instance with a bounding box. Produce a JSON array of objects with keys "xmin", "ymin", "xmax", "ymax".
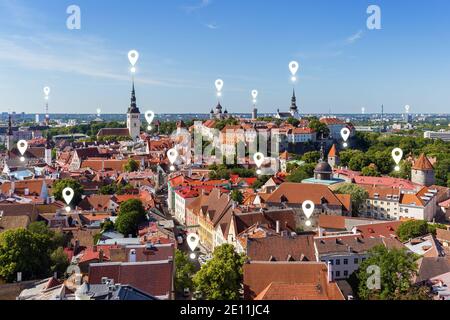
[
  {"xmin": 290, "ymin": 89, "xmax": 298, "ymax": 111},
  {"xmin": 128, "ymin": 80, "xmax": 140, "ymax": 114},
  {"xmin": 7, "ymin": 114, "xmax": 12, "ymax": 136}
]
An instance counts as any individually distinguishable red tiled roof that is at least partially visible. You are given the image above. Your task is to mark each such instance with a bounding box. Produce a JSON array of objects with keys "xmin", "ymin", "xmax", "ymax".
[
  {"xmin": 88, "ymin": 260, "xmax": 173, "ymax": 298},
  {"xmin": 244, "ymin": 262, "xmax": 344, "ymax": 300},
  {"xmin": 412, "ymin": 153, "xmax": 434, "ymax": 170}
]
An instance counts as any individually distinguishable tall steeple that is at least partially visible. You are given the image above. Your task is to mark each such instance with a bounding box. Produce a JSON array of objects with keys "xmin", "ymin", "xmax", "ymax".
[
  {"xmin": 6, "ymin": 114, "xmax": 14, "ymax": 152},
  {"xmin": 126, "ymin": 79, "xmax": 141, "ymax": 141},
  {"xmin": 128, "ymin": 80, "xmax": 140, "ymax": 114},
  {"xmin": 7, "ymin": 114, "xmax": 12, "ymax": 136},
  {"xmin": 290, "ymin": 89, "xmax": 297, "ymax": 111}
]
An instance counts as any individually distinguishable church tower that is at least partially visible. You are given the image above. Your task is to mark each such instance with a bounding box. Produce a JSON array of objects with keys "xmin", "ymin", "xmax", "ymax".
[
  {"xmin": 328, "ymin": 144, "xmax": 340, "ymax": 168},
  {"xmin": 290, "ymin": 89, "xmax": 299, "ymax": 118},
  {"xmin": 127, "ymin": 81, "xmax": 141, "ymax": 141},
  {"xmin": 44, "ymin": 132, "xmax": 52, "ymax": 166},
  {"xmin": 5, "ymin": 114, "xmax": 14, "ymax": 152}
]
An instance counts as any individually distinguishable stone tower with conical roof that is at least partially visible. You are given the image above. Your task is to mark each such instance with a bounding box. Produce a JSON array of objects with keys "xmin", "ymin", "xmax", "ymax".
[
  {"xmin": 126, "ymin": 81, "xmax": 141, "ymax": 141},
  {"xmin": 327, "ymin": 144, "xmax": 340, "ymax": 168},
  {"xmin": 411, "ymin": 153, "xmax": 435, "ymax": 186}
]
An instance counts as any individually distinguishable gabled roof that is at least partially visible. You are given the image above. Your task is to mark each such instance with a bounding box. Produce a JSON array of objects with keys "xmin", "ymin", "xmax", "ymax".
[
  {"xmin": 243, "ymin": 262, "xmax": 345, "ymax": 300},
  {"xmin": 265, "ymin": 183, "xmax": 343, "ymax": 207},
  {"xmin": 247, "ymin": 235, "xmax": 315, "ymax": 262}
]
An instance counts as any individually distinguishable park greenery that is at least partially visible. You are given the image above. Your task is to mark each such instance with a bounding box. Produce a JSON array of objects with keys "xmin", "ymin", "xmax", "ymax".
[
  {"xmin": 0, "ymin": 222, "xmax": 69, "ymax": 282},
  {"xmin": 341, "ymin": 132, "xmax": 450, "ymax": 187}
]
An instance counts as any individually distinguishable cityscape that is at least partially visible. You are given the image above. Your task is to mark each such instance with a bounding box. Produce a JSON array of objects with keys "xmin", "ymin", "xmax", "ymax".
[{"xmin": 1, "ymin": 0, "xmax": 450, "ymax": 312}]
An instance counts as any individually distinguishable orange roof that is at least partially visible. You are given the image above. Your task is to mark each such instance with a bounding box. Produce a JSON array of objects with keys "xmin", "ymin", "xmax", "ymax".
[
  {"xmin": 328, "ymin": 144, "xmax": 338, "ymax": 157},
  {"xmin": 412, "ymin": 153, "xmax": 434, "ymax": 170}
]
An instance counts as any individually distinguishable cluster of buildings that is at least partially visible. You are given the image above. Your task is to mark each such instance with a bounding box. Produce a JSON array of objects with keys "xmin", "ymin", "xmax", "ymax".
[{"xmin": 1, "ymin": 82, "xmax": 450, "ymax": 301}]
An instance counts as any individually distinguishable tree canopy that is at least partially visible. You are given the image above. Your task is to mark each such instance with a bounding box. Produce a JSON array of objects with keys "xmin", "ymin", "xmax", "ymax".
[
  {"xmin": 114, "ymin": 199, "xmax": 147, "ymax": 236},
  {"xmin": 356, "ymin": 245, "xmax": 429, "ymax": 300},
  {"xmin": 193, "ymin": 244, "xmax": 246, "ymax": 300}
]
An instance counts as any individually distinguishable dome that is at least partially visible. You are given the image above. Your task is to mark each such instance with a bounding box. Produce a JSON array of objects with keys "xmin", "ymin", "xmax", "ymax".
[{"xmin": 314, "ymin": 161, "xmax": 332, "ymax": 173}]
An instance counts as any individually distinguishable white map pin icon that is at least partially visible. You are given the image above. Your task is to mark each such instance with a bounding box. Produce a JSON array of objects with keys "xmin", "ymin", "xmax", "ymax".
[
  {"xmin": 96, "ymin": 108, "xmax": 101, "ymax": 116},
  {"xmin": 302, "ymin": 200, "xmax": 315, "ymax": 226},
  {"xmin": 187, "ymin": 233, "xmax": 200, "ymax": 252},
  {"xmin": 167, "ymin": 148, "xmax": 178, "ymax": 171},
  {"xmin": 251, "ymin": 90, "xmax": 258, "ymax": 100},
  {"xmin": 405, "ymin": 105, "xmax": 410, "ymax": 113},
  {"xmin": 62, "ymin": 187, "xmax": 75, "ymax": 212},
  {"xmin": 392, "ymin": 148, "xmax": 403, "ymax": 171},
  {"xmin": 128, "ymin": 50, "xmax": 139, "ymax": 66},
  {"xmin": 289, "ymin": 61, "xmax": 299, "ymax": 81},
  {"xmin": 215, "ymin": 79, "xmax": 224, "ymax": 92},
  {"xmin": 361, "ymin": 107, "xmax": 365, "ymax": 114},
  {"xmin": 341, "ymin": 128, "xmax": 350, "ymax": 147},
  {"xmin": 44, "ymin": 87, "xmax": 50, "ymax": 97},
  {"xmin": 145, "ymin": 110, "xmax": 155, "ymax": 130},
  {"xmin": 17, "ymin": 140, "xmax": 28, "ymax": 162},
  {"xmin": 253, "ymin": 152, "xmax": 265, "ymax": 175}
]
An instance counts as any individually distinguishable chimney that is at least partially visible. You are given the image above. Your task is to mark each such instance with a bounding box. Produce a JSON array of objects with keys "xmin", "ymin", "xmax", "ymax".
[
  {"xmin": 327, "ymin": 261, "xmax": 333, "ymax": 283},
  {"xmin": 129, "ymin": 249, "xmax": 137, "ymax": 263},
  {"xmin": 99, "ymin": 249, "xmax": 104, "ymax": 262},
  {"xmin": 276, "ymin": 220, "xmax": 280, "ymax": 234}
]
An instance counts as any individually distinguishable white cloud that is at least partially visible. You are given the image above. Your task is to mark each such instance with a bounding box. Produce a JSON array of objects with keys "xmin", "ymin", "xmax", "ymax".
[
  {"xmin": 205, "ymin": 23, "xmax": 218, "ymax": 29},
  {"xmin": 182, "ymin": 0, "xmax": 212, "ymax": 13},
  {"xmin": 346, "ymin": 30, "xmax": 363, "ymax": 44},
  {"xmin": 0, "ymin": 34, "xmax": 201, "ymax": 88}
]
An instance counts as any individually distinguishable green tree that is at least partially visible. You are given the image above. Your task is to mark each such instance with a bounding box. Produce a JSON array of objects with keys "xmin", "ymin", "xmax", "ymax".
[
  {"xmin": 286, "ymin": 163, "xmax": 315, "ymax": 183},
  {"xmin": 308, "ymin": 118, "xmax": 330, "ymax": 138},
  {"xmin": 334, "ymin": 183, "xmax": 369, "ymax": 216},
  {"xmin": 52, "ymin": 179, "xmax": 84, "ymax": 206},
  {"xmin": 286, "ymin": 117, "xmax": 300, "ymax": 126},
  {"xmin": 356, "ymin": 245, "xmax": 426, "ymax": 300},
  {"xmin": 302, "ymin": 151, "xmax": 320, "ymax": 164},
  {"xmin": 50, "ymin": 247, "xmax": 69, "ymax": 277},
  {"xmin": 0, "ymin": 229, "xmax": 53, "ymax": 282},
  {"xmin": 396, "ymin": 220, "xmax": 439, "ymax": 242},
  {"xmin": 114, "ymin": 199, "xmax": 147, "ymax": 236},
  {"xmin": 361, "ymin": 165, "xmax": 381, "ymax": 177},
  {"xmin": 348, "ymin": 152, "xmax": 370, "ymax": 171},
  {"xmin": 123, "ymin": 158, "xmax": 140, "ymax": 172},
  {"xmin": 174, "ymin": 249, "xmax": 196, "ymax": 293},
  {"xmin": 193, "ymin": 244, "xmax": 246, "ymax": 300},
  {"xmin": 231, "ymin": 189, "xmax": 244, "ymax": 204}
]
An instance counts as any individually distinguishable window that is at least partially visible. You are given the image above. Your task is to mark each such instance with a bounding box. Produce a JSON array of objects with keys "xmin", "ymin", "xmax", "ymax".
[
  {"xmin": 335, "ymin": 271, "xmax": 341, "ymax": 277},
  {"xmin": 329, "ymin": 259, "xmax": 333, "ymax": 265},
  {"xmin": 344, "ymin": 259, "xmax": 348, "ymax": 265},
  {"xmin": 344, "ymin": 270, "xmax": 348, "ymax": 277},
  {"xmin": 354, "ymin": 258, "xmax": 358, "ymax": 264},
  {"xmin": 335, "ymin": 259, "xmax": 340, "ymax": 265}
]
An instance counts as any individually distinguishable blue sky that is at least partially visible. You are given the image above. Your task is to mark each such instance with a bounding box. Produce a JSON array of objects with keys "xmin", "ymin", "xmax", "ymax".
[{"xmin": 0, "ymin": 0, "xmax": 449, "ymax": 115}]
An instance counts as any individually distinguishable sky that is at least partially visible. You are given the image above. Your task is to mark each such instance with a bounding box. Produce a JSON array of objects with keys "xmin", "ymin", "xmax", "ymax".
[{"xmin": 0, "ymin": 0, "xmax": 450, "ymax": 115}]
